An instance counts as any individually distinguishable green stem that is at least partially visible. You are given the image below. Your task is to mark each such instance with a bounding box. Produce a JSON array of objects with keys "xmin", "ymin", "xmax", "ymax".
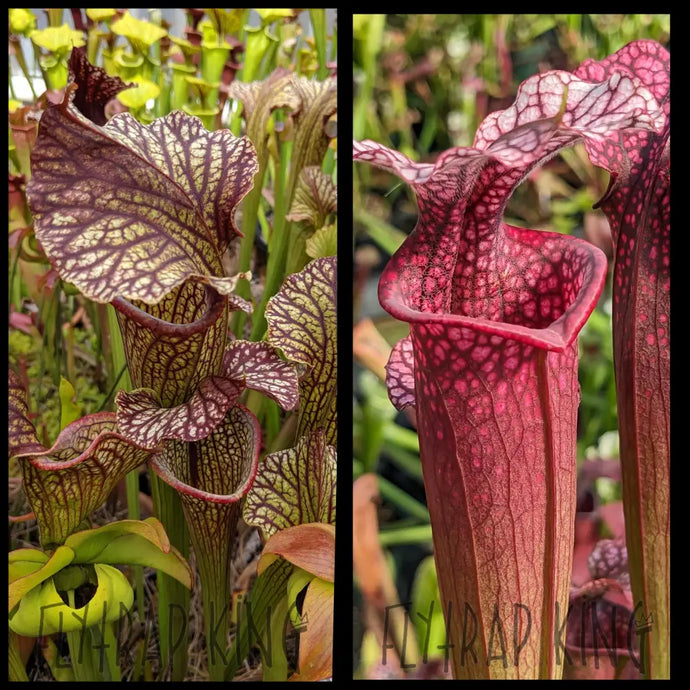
[
  {"xmin": 8, "ymin": 631, "xmax": 29, "ymax": 681},
  {"xmin": 231, "ymin": 148, "xmax": 270, "ymax": 337},
  {"xmin": 383, "ymin": 444, "xmax": 424, "ymax": 483},
  {"xmin": 329, "ymin": 19, "xmax": 337, "ymax": 63},
  {"xmin": 126, "ymin": 471, "xmax": 146, "ymax": 620},
  {"xmin": 11, "ymin": 38, "xmax": 38, "ymax": 101},
  {"xmin": 268, "ymin": 412, "xmax": 297, "ymax": 453},
  {"xmin": 150, "ymin": 474, "xmax": 190, "ymax": 681},
  {"xmin": 249, "ymin": 138, "xmax": 289, "ymax": 342},
  {"xmin": 66, "ymin": 590, "xmax": 96, "ymax": 681},
  {"xmin": 89, "ymin": 622, "xmax": 121, "ymax": 681},
  {"xmin": 322, "ymin": 146, "xmax": 336, "ymax": 176},
  {"xmin": 262, "ymin": 593, "xmax": 289, "ymax": 681},
  {"xmin": 353, "ymin": 14, "xmax": 385, "ymax": 141},
  {"xmin": 31, "ymin": 44, "xmax": 51, "ymax": 92},
  {"xmin": 379, "ymin": 524, "xmax": 433, "ymax": 547},
  {"xmin": 9, "ymin": 235, "xmax": 23, "ymax": 312},
  {"xmin": 105, "ymin": 305, "xmax": 145, "ymax": 620},
  {"xmin": 265, "ymin": 399, "xmax": 281, "ymax": 447},
  {"xmin": 383, "ymin": 423, "xmax": 420, "ymax": 452},
  {"xmin": 96, "ymin": 364, "xmax": 126, "ymax": 412},
  {"xmin": 376, "ymin": 475, "xmax": 430, "ymax": 522},
  {"xmin": 9, "ymin": 62, "xmax": 18, "ymax": 100}
]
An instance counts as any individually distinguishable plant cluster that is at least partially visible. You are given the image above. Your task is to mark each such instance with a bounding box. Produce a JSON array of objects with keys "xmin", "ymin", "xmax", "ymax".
[
  {"xmin": 9, "ymin": 8, "xmax": 337, "ymax": 682},
  {"xmin": 354, "ymin": 17, "xmax": 668, "ymax": 681}
]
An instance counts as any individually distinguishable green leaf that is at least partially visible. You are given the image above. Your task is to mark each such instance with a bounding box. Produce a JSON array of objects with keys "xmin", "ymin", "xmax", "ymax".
[
  {"xmin": 255, "ymin": 9, "xmax": 296, "ymax": 25},
  {"xmin": 9, "ymin": 563, "xmax": 133, "ymax": 636},
  {"xmin": 203, "ymin": 8, "xmax": 244, "ymax": 37},
  {"xmin": 306, "ymin": 223, "xmax": 337, "ymax": 259},
  {"xmin": 59, "ymin": 377, "xmax": 82, "ymax": 431},
  {"xmin": 286, "ymin": 166, "xmax": 337, "ymax": 229},
  {"xmin": 9, "ymin": 8, "xmax": 37, "ymax": 36},
  {"xmin": 410, "ymin": 555, "xmax": 448, "ymax": 661},
  {"xmin": 224, "ymin": 558, "xmax": 293, "ymax": 680},
  {"xmin": 286, "ymin": 567, "xmax": 315, "ymax": 626},
  {"xmin": 116, "ymin": 78, "xmax": 161, "ymax": 109},
  {"xmin": 243, "ymin": 27, "xmax": 279, "ymax": 82},
  {"xmin": 169, "ymin": 36, "xmax": 201, "ymax": 58},
  {"xmin": 266, "ymin": 257, "xmax": 337, "ymax": 444},
  {"xmin": 85, "ymin": 9, "xmax": 117, "ymax": 23},
  {"xmin": 64, "ymin": 518, "xmax": 193, "ymax": 589},
  {"xmin": 244, "ymin": 430, "xmax": 336, "ymax": 538},
  {"xmin": 9, "ymin": 545, "xmax": 75, "ymax": 611},
  {"xmin": 30, "ymin": 25, "xmax": 85, "ymax": 56},
  {"xmin": 111, "ymin": 10, "xmax": 167, "ymax": 52}
]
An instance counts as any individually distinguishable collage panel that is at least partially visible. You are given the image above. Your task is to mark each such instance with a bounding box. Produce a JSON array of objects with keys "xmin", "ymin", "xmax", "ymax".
[
  {"xmin": 353, "ymin": 13, "xmax": 670, "ymax": 680},
  {"xmin": 9, "ymin": 8, "xmax": 336, "ymax": 682}
]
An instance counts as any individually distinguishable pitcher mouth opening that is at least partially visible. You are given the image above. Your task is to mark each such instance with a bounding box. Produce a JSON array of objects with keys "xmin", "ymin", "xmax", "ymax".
[
  {"xmin": 111, "ymin": 282, "xmax": 227, "ymax": 337},
  {"xmin": 379, "ymin": 227, "xmax": 607, "ymax": 353}
]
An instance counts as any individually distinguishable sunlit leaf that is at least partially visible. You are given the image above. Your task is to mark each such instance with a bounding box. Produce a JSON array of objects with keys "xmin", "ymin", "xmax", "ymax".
[
  {"xmin": 9, "ymin": 563, "xmax": 133, "ymax": 636},
  {"xmin": 65, "ymin": 519, "xmax": 192, "ymax": 589},
  {"xmin": 244, "ymin": 430, "xmax": 336, "ymax": 538},
  {"xmin": 222, "ymin": 340, "xmax": 300, "ymax": 410},
  {"xmin": 203, "ymin": 8, "xmax": 244, "ymax": 37},
  {"xmin": 27, "ymin": 88, "xmax": 258, "ymax": 306},
  {"xmin": 9, "ymin": 546, "xmax": 75, "ymax": 611},
  {"xmin": 111, "ymin": 10, "xmax": 167, "ymax": 52},
  {"xmin": 286, "ymin": 166, "xmax": 337, "ymax": 229},
  {"xmin": 243, "ymin": 27, "xmax": 279, "ymax": 82},
  {"xmin": 9, "ymin": 9, "xmax": 36, "ymax": 36},
  {"xmin": 258, "ymin": 523, "xmax": 335, "ymax": 582},
  {"xmin": 169, "ymin": 35, "xmax": 201, "ymax": 59},
  {"xmin": 290, "ymin": 577, "xmax": 334, "ymax": 681},
  {"xmin": 266, "ymin": 257, "xmax": 337, "ymax": 443},
  {"xmin": 116, "ymin": 78, "xmax": 161, "ymax": 109},
  {"xmin": 286, "ymin": 566, "xmax": 315, "ymax": 626},
  {"xmin": 305, "ymin": 223, "xmax": 337, "ymax": 259},
  {"xmin": 255, "ymin": 9, "xmax": 297, "ymax": 25},
  {"xmin": 85, "ymin": 9, "xmax": 117, "ymax": 23},
  {"xmin": 30, "ymin": 25, "xmax": 85, "ymax": 56}
]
